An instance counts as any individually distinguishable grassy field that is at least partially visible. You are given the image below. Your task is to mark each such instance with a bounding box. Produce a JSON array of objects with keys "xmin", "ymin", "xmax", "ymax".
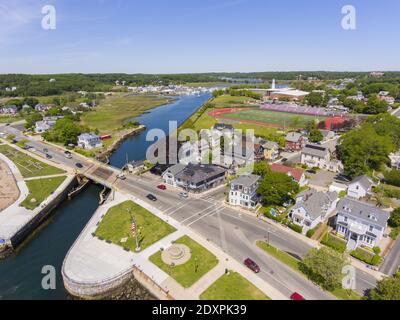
[
  {"xmin": 0, "ymin": 145, "xmax": 65, "ymax": 178},
  {"xmin": 256, "ymin": 241, "xmax": 361, "ymax": 300},
  {"xmin": 149, "ymin": 235, "xmax": 218, "ymax": 288},
  {"xmin": 81, "ymin": 94, "xmax": 169, "ymax": 134},
  {"xmin": 200, "ymin": 272, "xmax": 270, "ymax": 300},
  {"xmin": 0, "ymin": 116, "xmax": 24, "ymax": 124},
  {"xmin": 220, "ymin": 109, "xmax": 326, "ymax": 129},
  {"xmin": 181, "ymin": 95, "xmax": 286, "ymax": 141},
  {"xmin": 21, "ymin": 176, "xmax": 66, "ymax": 210},
  {"xmin": 95, "ymin": 201, "xmax": 176, "ymax": 252}
]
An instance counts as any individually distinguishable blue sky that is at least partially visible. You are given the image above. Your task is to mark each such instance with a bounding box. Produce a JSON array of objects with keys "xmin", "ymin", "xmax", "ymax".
[{"xmin": 0, "ymin": 0, "xmax": 399, "ymax": 74}]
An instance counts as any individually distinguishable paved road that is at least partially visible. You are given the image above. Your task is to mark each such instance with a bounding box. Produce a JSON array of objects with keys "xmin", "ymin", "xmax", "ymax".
[
  {"xmin": 381, "ymin": 238, "xmax": 400, "ymax": 275},
  {"xmin": 0, "ymin": 123, "xmax": 377, "ymax": 299}
]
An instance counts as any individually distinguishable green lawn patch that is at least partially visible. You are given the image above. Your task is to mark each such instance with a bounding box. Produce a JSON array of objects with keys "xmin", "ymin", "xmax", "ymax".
[
  {"xmin": 256, "ymin": 241, "xmax": 361, "ymax": 300},
  {"xmin": 0, "ymin": 144, "xmax": 65, "ymax": 178},
  {"xmin": 200, "ymin": 272, "xmax": 270, "ymax": 300},
  {"xmin": 95, "ymin": 200, "xmax": 176, "ymax": 252},
  {"xmin": 21, "ymin": 176, "xmax": 66, "ymax": 210},
  {"xmin": 321, "ymin": 233, "xmax": 347, "ymax": 253},
  {"xmin": 149, "ymin": 235, "xmax": 218, "ymax": 288}
]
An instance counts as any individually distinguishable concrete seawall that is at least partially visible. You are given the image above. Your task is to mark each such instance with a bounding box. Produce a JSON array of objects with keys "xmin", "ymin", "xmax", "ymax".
[{"xmin": 0, "ymin": 175, "xmax": 78, "ymax": 257}]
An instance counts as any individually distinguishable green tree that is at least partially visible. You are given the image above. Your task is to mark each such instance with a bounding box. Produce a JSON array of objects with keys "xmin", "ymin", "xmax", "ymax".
[
  {"xmin": 369, "ymin": 273, "xmax": 400, "ymax": 300},
  {"xmin": 305, "ymin": 92, "xmax": 324, "ymax": 106},
  {"xmin": 25, "ymin": 113, "xmax": 43, "ymax": 130},
  {"xmin": 309, "ymin": 129, "xmax": 323, "ymax": 143},
  {"xmin": 43, "ymin": 118, "xmax": 87, "ymax": 146},
  {"xmin": 257, "ymin": 171, "xmax": 299, "ymax": 206},
  {"xmin": 384, "ymin": 170, "xmax": 400, "ymax": 187},
  {"xmin": 389, "ymin": 208, "xmax": 400, "ymax": 228},
  {"xmin": 300, "ymin": 247, "xmax": 349, "ymax": 291},
  {"xmin": 253, "ymin": 161, "xmax": 270, "ymax": 177}
]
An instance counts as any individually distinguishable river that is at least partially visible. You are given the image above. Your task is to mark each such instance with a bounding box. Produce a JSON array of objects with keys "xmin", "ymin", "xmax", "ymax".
[{"xmin": 0, "ymin": 93, "xmax": 211, "ymax": 300}]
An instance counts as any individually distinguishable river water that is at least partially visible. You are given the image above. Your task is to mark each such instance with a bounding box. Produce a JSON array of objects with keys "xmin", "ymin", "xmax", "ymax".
[{"xmin": 0, "ymin": 94, "xmax": 211, "ymax": 300}]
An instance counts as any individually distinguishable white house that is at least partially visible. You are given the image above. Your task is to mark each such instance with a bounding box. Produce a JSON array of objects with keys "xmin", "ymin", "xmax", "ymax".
[
  {"xmin": 289, "ymin": 189, "xmax": 339, "ymax": 232},
  {"xmin": 335, "ymin": 198, "xmax": 390, "ymax": 250},
  {"xmin": 35, "ymin": 120, "xmax": 56, "ymax": 133},
  {"xmin": 347, "ymin": 175, "xmax": 375, "ymax": 199},
  {"xmin": 77, "ymin": 133, "xmax": 103, "ymax": 150},
  {"xmin": 229, "ymin": 174, "xmax": 260, "ymax": 209},
  {"xmin": 301, "ymin": 143, "xmax": 342, "ymax": 172}
]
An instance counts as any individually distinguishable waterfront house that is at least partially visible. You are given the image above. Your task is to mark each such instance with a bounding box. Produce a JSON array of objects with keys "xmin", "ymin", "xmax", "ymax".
[
  {"xmin": 229, "ymin": 174, "xmax": 260, "ymax": 209},
  {"xmin": 77, "ymin": 133, "xmax": 103, "ymax": 150},
  {"xmin": 335, "ymin": 197, "xmax": 390, "ymax": 249},
  {"xmin": 347, "ymin": 175, "xmax": 375, "ymax": 200},
  {"xmin": 289, "ymin": 189, "xmax": 338, "ymax": 232},
  {"xmin": 162, "ymin": 163, "xmax": 227, "ymax": 193},
  {"xmin": 270, "ymin": 163, "xmax": 308, "ymax": 187}
]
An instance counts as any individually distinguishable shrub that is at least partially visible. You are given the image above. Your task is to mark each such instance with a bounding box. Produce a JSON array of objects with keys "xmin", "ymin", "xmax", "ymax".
[
  {"xmin": 321, "ymin": 234, "xmax": 347, "ymax": 253},
  {"xmin": 351, "ymin": 248, "xmax": 381, "ymax": 266},
  {"xmin": 286, "ymin": 222, "xmax": 303, "ymax": 234},
  {"xmin": 264, "ymin": 209, "xmax": 284, "ymax": 223},
  {"xmin": 373, "ymin": 246, "xmax": 381, "ymax": 255}
]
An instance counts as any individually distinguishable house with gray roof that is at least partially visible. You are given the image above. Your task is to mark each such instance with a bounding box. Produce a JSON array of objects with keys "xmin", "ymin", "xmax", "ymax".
[
  {"xmin": 162, "ymin": 163, "xmax": 227, "ymax": 193},
  {"xmin": 335, "ymin": 197, "xmax": 390, "ymax": 250},
  {"xmin": 289, "ymin": 189, "xmax": 339, "ymax": 232},
  {"xmin": 347, "ymin": 175, "xmax": 375, "ymax": 199},
  {"xmin": 285, "ymin": 132, "xmax": 305, "ymax": 152},
  {"xmin": 301, "ymin": 143, "xmax": 342, "ymax": 172},
  {"xmin": 229, "ymin": 174, "xmax": 260, "ymax": 209}
]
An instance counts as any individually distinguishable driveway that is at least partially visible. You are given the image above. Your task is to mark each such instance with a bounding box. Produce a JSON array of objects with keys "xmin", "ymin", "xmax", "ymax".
[{"xmin": 308, "ymin": 170, "xmax": 336, "ymax": 191}]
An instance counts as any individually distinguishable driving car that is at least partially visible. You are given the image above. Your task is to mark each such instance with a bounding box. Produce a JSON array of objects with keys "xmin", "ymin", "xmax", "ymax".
[
  {"xmin": 244, "ymin": 258, "xmax": 260, "ymax": 273},
  {"xmin": 290, "ymin": 292, "xmax": 305, "ymax": 300},
  {"xmin": 46, "ymin": 154, "xmax": 53, "ymax": 159},
  {"xmin": 75, "ymin": 163, "xmax": 83, "ymax": 168},
  {"xmin": 146, "ymin": 194, "xmax": 157, "ymax": 201},
  {"xmin": 179, "ymin": 192, "xmax": 189, "ymax": 199},
  {"xmin": 117, "ymin": 173, "xmax": 126, "ymax": 180},
  {"xmin": 157, "ymin": 184, "xmax": 167, "ymax": 190},
  {"xmin": 64, "ymin": 151, "xmax": 72, "ymax": 159}
]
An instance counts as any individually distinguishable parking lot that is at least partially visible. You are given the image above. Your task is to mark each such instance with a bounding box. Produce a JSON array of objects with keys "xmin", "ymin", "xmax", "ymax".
[{"xmin": 307, "ymin": 170, "xmax": 337, "ymax": 191}]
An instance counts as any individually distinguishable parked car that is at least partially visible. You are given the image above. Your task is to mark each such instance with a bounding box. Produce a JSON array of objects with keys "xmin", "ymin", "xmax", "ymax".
[
  {"xmin": 281, "ymin": 158, "xmax": 288, "ymax": 163},
  {"xmin": 75, "ymin": 163, "xmax": 83, "ymax": 169},
  {"xmin": 46, "ymin": 154, "xmax": 53, "ymax": 159},
  {"xmin": 64, "ymin": 151, "xmax": 72, "ymax": 159},
  {"xmin": 244, "ymin": 258, "xmax": 260, "ymax": 273},
  {"xmin": 306, "ymin": 169, "xmax": 317, "ymax": 174},
  {"xmin": 146, "ymin": 194, "xmax": 157, "ymax": 201},
  {"xmin": 179, "ymin": 192, "xmax": 189, "ymax": 199},
  {"xmin": 157, "ymin": 184, "xmax": 167, "ymax": 190},
  {"xmin": 290, "ymin": 292, "xmax": 305, "ymax": 300}
]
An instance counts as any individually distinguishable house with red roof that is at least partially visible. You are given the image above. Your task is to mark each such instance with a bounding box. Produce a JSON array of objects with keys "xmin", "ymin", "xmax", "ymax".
[{"xmin": 270, "ymin": 163, "xmax": 308, "ymax": 187}]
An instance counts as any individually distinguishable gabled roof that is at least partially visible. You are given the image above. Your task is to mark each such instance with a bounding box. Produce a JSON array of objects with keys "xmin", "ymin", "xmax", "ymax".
[
  {"xmin": 350, "ymin": 175, "xmax": 374, "ymax": 191},
  {"xmin": 293, "ymin": 190, "xmax": 338, "ymax": 220},
  {"xmin": 270, "ymin": 163, "xmax": 304, "ymax": 182},
  {"xmin": 285, "ymin": 132, "xmax": 302, "ymax": 143},
  {"xmin": 231, "ymin": 174, "xmax": 260, "ymax": 188},
  {"xmin": 337, "ymin": 197, "xmax": 390, "ymax": 228}
]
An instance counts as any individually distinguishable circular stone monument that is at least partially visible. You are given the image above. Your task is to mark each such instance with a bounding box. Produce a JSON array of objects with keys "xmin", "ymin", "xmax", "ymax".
[{"xmin": 161, "ymin": 244, "xmax": 191, "ymax": 266}]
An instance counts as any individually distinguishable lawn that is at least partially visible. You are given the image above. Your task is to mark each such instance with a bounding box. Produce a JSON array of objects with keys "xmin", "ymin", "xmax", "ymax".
[
  {"xmin": 200, "ymin": 272, "xmax": 270, "ymax": 300},
  {"xmin": 81, "ymin": 94, "xmax": 169, "ymax": 134},
  {"xmin": 0, "ymin": 144, "xmax": 65, "ymax": 178},
  {"xmin": 95, "ymin": 201, "xmax": 176, "ymax": 252},
  {"xmin": 0, "ymin": 116, "xmax": 24, "ymax": 123},
  {"xmin": 21, "ymin": 176, "xmax": 67, "ymax": 210},
  {"xmin": 149, "ymin": 235, "xmax": 218, "ymax": 288},
  {"xmin": 256, "ymin": 241, "xmax": 361, "ymax": 300}
]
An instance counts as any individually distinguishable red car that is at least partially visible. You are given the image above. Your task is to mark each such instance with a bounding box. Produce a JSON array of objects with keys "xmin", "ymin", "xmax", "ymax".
[
  {"xmin": 157, "ymin": 184, "xmax": 167, "ymax": 190},
  {"xmin": 290, "ymin": 292, "xmax": 305, "ymax": 300},
  {"xmin": 244, "ymin": 258, "xmax": 260, "ymax": 273}
]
